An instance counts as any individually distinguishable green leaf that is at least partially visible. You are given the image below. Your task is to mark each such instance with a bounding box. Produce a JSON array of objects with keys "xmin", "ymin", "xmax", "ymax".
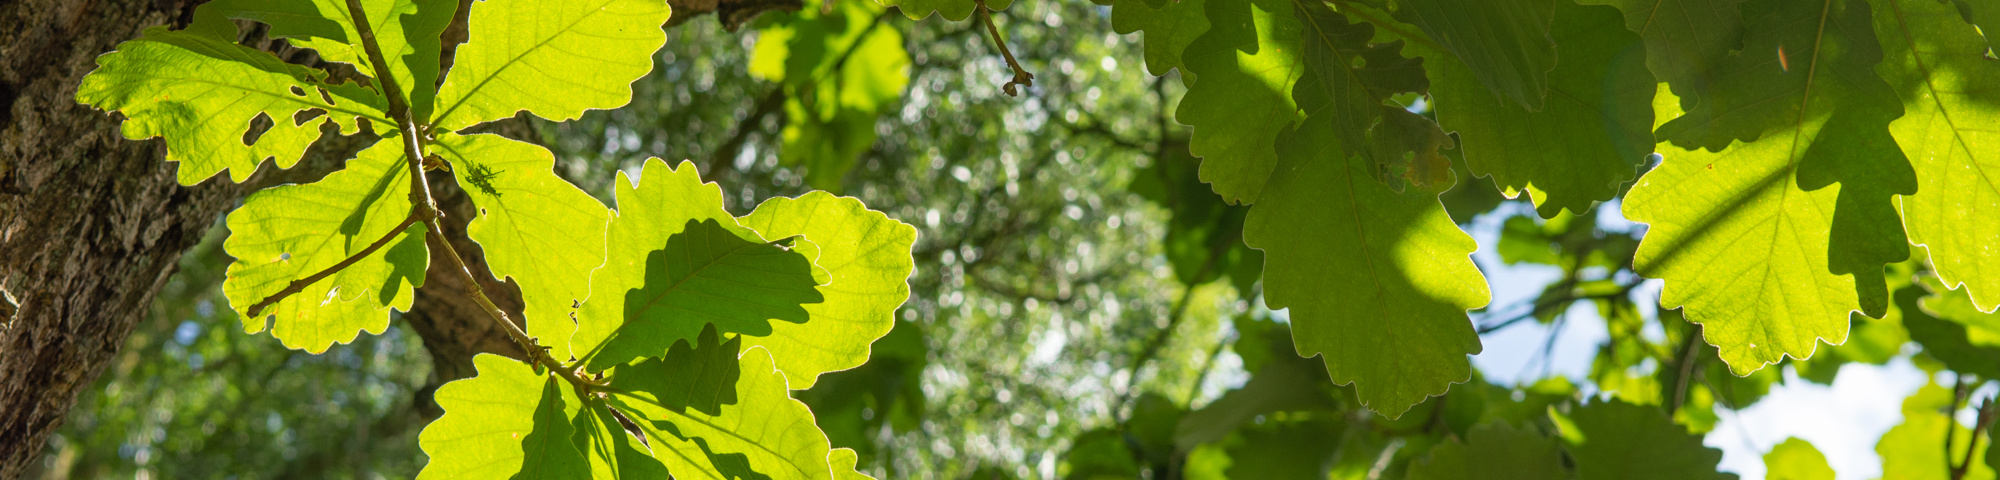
[
  {"xmin": 417, "ymin": 354, "xmax": 586, "ymax": 479},
  {"xmin": 1221, "ymin": 417, "xmax": 1346, "ymax": 479},
  {"xmin": 571, "ymin": 398, "xmax": 673, "ymax": 479},
  {"xmin": 514, "ymin": 375, "xmax": 591, "ymax": 480},
  {"xmin": 1628, "ymin": 52, "xmax": 1910, "ymax": 374},
  {"xmin": 615, "ymin": 347, "xmax": 854, "ymax": 480},
  {"xmin": 1920, "ymin": 277, "xmax": 2000, "ymax": 348},
  {"xmin": 1407, "ymin": 422, "xmax": 1564, "ymax": 480},
  {"xmin": 1764, "ymin": 438, "xmax": 1833, "ymax": 480},
  {"xmin": 1877, "ymin": 383, "xmax": 1996, "ymax": 480},
  {"xmin": 571, "ymin": 159, "xmax": 751, "ymax": 363},
  {"xmin": 1433, "ymin": 1, "xmax": 1655, "ymax": 217},
  {"xmin": 1243, "ymin": 100, "xmax": 1489, "ymax": 418},
  {"xmin": 74, "ymin": 7, "xmax": 387, "ymax": 185},
  {"xmin": 572, "ymin": 160, "xmax": 826, "ymax": 372},
  {"xmin": 1295, "ymin": 2, "xmax": 1453, "ymax": 190},
  {"xmin": 876, "ymin": 0, "xmax": 1009, "ymax": 21},
  {"xmin": 204, "ymin": 0, "xmax": 458, "ymax": 121},
  {"xmin": 751, "ymin": 2, "xmax": 909, "ymax": 191},
  {"xmin": 430, "ymin": 133, "xmax": 611, "ymax": 361},
  {"xmin": 610, "ymin": 324, "xmax": 742, "ymax": 417},
  {"xmin": 1175, "ymin": 0, "xmax": 1305, "ymax": 204},
  {"xmin": 1875, "ymin": 0, "xmax": 2000, "ymax": 314},
  {"xmin": 1658, "ymin": 0, "xmax": 1902, "ymax": 152},
  {"xmin": 737, "ymin": 191, "xmax": 918, "ymax": 389},
  {"xmin": 1555, "ymin": 400, "xmax": 1737, "ymax": 480},
  {"xmin": 1063, "ymin": 429, "xmax": 1142, "ymax": 479},
  {"xmin": 1110, "ymin": 0, "xmax": 1211, "ymax": 78},
  {"xmin": 431, "ymin": 0, "xmax": 673, "ymax": 131},
  {"xmin": 1392, "ymin": 0, "xmax": 1557, "ymax": 111},
  {"xmin": 1905, "ymin": 277, "xmax": 2000, "ymax": 378},
  {"xmin": 222, "ymin": 139, "xmax": 427, "ymax": 353},
  {"xmin": 1575, "ymin": 0, "xmax": 1745, "ymax": 105},
  {"xmin": 582, "ymin": 217, "xmax": 822, "ymax": 372}
]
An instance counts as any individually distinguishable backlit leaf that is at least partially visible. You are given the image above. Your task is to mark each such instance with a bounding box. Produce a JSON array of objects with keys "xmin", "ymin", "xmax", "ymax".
[
  {"xmin": 75, "ymin": 6, "xmax": 387, "ymax": 184},
  {"xmin": 737, "ymin": 191, "xmax": 918, "ymax": 389},
  {"xmin": 1764, "ymin": 438, "xmax": 1833, "ymax": 480},
  {"xmin": 432, "ymin": 0, "xmax": 673, "ymax": 131},
  {"xmin": 222, "ymin": 139, "xmax": 427, "ymax": 353},
  {"xmin": 1175, "ymin": 0, "xmax": 1305, "ymax": 204},
  {"xmin": 1875, "ymin": 0, "xmax": 2000, "ymax": 313},
  {"xmin": 431, "ymin": 133, "xmax": 611, "ymax": 362},
  {"xmin": 417, "ymin": 354, "xmax": 585, "ymax": 479},
  {"xmin": 1111, "ymin": 0, "xmax": 1211, "ymax": 77},
  {"xmin": 1244, "ymin": 100, "xmax": 1489, "ymax": 417},
  {"xmin": 615, "ymin": 347, "xmax": 854, "ymax": 479}
]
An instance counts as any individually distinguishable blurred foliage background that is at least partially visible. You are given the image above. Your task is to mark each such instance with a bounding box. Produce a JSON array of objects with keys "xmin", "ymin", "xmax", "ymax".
[{"xmin": 33, "ymin": 0, "xmax": 2000, "ymax": 478}]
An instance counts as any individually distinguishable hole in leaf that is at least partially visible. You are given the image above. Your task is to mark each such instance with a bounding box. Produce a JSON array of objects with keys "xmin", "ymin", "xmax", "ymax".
[
  {"xmin": 242, "ymin": 112, "xmax": 274, "ymax": 146},
  {"xmin": 316, "ymin": 87, "xmax": 335, "ymax": 104},
  {"xmin": 293, "ymin": 108, "xmax": 327, "ymax": 127},
  {"xmin": 289, "ymin": 85, "xmax": 306, "ymax": 97}
]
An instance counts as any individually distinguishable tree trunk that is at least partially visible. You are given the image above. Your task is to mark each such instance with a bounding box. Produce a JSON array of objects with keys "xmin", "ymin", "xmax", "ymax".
[{"xmin": 0, "ymin": 1, "xmax": 247, "ymax": 477}]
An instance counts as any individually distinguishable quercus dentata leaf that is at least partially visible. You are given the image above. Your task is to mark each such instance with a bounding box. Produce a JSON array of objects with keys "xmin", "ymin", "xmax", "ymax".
[
  {"xmin": 1243, "ymin": 90, "xmax": 1488, "ymax": 417},
  {"xmin": 1575, "ymin": 0, "xmax": 1745, "ymax": 106},
  {"xmin": 1875, "ymin": 0, "xmax": 2000, "ymax": 314},
  {"xmin": 1407, "ymin": 422, "xmax": 1563, "ymax": 480},
  {"xmin": 430, "ymin": 133, "xmax": 611, "ymax": 361},
  {"xmin": 1295, "ymin": 2, "xmax": 1451, "ymax": 189},
  {"xmin": 1391, "ymin": 0, "xmax": 1557, "ymax": 111},
  {"xmin": 585, "ymin": 217, "xmax": 822, "ymax": 372},
  {"xmin": 221, "ymin": 139, "xmax": 427, "ymax": 353},
  {"xmin": 572, "ymin": 159, "xmax": 825, "ymax": 372},
  {"xmin": 1627, "ymin": 3, "xmax": 1917, "ymax": 373},
  {"xmin": 417, "ymin": 354, "xmax": 585, "ymax": 479},
  {"xmin": 1432, "ymin": 0, "xmax": 1655, "ymax": 217},
  {"xmin": 431, "ymin": 0, "xmax": 673, "ymax": 131},
  {"xmin": 1764, "ymin": 438, "xmax": 1834, "ymax": 480},
  {"xmin": 614, "ymin": 347, "xmax": 869, "ymax": 480},
  {"xmin": 204, "ymin": 0, "xmax": 457, "ymax": 121},
  {"xmin": 736, "ymin": 191, "xmax": 918, "ymax": 389},
  {"xmin": 75, "ymin": 5, "xmax": 387, "ymax": 185},
  {"xmin": 1554, "ymin": 400, "xmax": 1736, "ymax": 480},
  {"xmin": 1175, "ymin": 0, "xmax": 1305, "ymax": 204},
  {"xmin": 1110, "ymin": 0, "xmax": 1211, "ymax": 78},
  {"xmin": 609, "ymin": 324, "xmax": 743, "ymax": 417},
  {"xmin": 570, "ymin": 397, "xmax": 674, "ymax": 479}
]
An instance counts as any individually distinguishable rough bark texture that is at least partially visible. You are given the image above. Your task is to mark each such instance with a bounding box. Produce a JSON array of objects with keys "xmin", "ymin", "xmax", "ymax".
[
  {"xmin": 0, "ymin": 2, "xmax": 244, "ymax": 477},
  {"xmin": 0, "ymin": 1, "xmax": 521, "ymax": 476}
]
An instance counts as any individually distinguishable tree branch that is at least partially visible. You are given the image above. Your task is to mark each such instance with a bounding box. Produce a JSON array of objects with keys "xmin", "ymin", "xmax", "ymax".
[
  {"xmin": 1954, "ymin": 395, "xmax": 1996, "ymax": 480},
  {"xmin": 977, "ymin": 0, "xmax": 1033, "ymax": 96},
  {"xmin": 343, "ymin": 0, "xmax": 598, "ymax": 390}
]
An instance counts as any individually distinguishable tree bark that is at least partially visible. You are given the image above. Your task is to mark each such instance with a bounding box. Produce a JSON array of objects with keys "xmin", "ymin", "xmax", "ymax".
[{"xmin": 0, "ymin": 2, "xmax": 247, "ymax": 477}]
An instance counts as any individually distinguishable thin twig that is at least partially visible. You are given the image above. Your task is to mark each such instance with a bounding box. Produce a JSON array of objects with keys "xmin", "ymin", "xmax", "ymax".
[
  {"xmin": 1668, "ymin": 324, "xmax": 1704, "ymax": 414},
  {"xmin": 1955, "ymin": 395, "xmax": 1997, "ymax": 480},
  {"xmin": 343, "ymin": 0, "xmax": 596, "ymax": 389},
  {"xmin": 246, "ymin": 210, "xmax": 424, "ymax": 317},
  {"xmin": 1947, "ymin": 376, "xmax": 1971, "ymax": 475},
  {"xmin": 977, "ymin": 0, "xmax": 1033, "ymax": 96}
]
